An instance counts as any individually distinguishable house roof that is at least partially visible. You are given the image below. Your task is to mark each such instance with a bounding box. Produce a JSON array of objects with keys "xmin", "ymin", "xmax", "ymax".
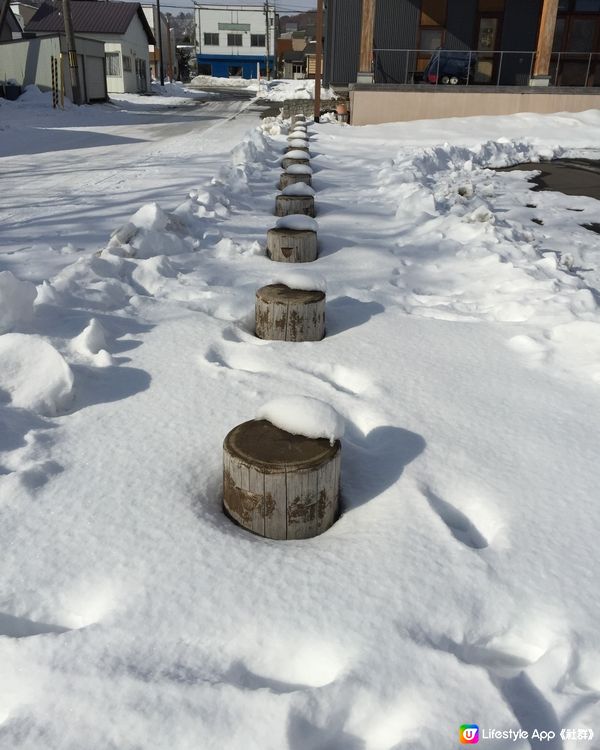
[
  {"xmin": 3, "ymin": 5, "xmax": 22, "ymax": 32},
  {"xmin": 26, "ymin": 1, "xmax": 155, "ymax": 43},
  {"xmin": 283, "ymin": 50, "xmax": 304, "ymax": 62}
]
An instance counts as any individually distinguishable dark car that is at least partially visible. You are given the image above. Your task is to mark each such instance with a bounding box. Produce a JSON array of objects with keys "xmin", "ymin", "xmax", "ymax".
[{"xmin": 423, "ymin": 49, "xmax": 477, "ymax": 85}]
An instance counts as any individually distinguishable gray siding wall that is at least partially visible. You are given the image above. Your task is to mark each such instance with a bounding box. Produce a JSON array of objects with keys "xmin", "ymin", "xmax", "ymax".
[
  {"xmin": 445, "ymin": 0, "xmax": 477, "ymax": 50},
  {"xmin": 500, "ymin": 0, "xmax": 542, "ymax": 84},
  {"xmin": 374, "ymin": 0, "xmax": 420, "ymax": 83},
  {"xmin": 324, "ymin": 0, "xmax": 361, "ymax": 85}
]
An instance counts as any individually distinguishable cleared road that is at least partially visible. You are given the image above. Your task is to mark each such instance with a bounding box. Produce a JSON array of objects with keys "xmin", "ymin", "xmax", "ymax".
[{"xmin": 0, "ymin": 92, "xmax": 261, "ymax": 281}]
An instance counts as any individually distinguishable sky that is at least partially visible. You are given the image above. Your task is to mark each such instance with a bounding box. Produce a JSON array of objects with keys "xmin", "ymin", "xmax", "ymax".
[{"xmin": 157, "ymin": 0, "xmax": 316, "ymax": 15}]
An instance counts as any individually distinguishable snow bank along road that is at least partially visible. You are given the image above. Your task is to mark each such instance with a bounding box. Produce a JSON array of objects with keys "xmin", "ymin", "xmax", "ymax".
[{"xmin": 1, "ymin": 98, "xmax": 600, "ymax": 749}]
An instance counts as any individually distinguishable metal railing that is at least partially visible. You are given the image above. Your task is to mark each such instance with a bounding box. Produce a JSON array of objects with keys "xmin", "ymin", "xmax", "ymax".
[{"xmin": 372, "ymin": 48, "xmax": 600, "ymax": 88}]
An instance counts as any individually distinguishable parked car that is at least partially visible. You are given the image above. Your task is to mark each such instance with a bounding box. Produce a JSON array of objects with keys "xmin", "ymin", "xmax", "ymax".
[{"xmin": 423, "ymin": 49, "xmax": 476, "ymax": 85}]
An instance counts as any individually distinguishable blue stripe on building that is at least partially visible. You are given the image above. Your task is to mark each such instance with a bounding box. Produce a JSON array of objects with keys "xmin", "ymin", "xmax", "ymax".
[{"xmin": 197, "ymin": 53, "xmax": 276, "ymax": 79}]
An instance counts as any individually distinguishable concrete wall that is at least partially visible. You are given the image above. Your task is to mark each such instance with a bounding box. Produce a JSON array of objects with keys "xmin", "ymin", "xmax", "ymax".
[{"xmin": 350, "ymin": 85, "xmax": 600, "ymax": 125}]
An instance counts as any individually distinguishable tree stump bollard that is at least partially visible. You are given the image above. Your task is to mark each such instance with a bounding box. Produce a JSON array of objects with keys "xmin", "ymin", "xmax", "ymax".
[
  {"xmin": 282, "ymin": 150, "xmax": 310, "ymax": 170},
  {"xmin": 223, "ymin": 419, "xmax": 340, "ymax": 539},
  {"xmin": 275, "ymin": 193, "xmax": 315, "ymax": 217},
  {"xmin": 255, "ymin": 283, "xmax": 325, "ymax": 341},
  {"xmin": 267, "ymin": 227, "xmax": 317, "ymax": 262},
  {"xmin": 285, "ymin": 145, "xmax": 309, "ymax": 156},
  {"xmin": 278, "ymin": 165, "xmax": 312, "ymax": 190}
]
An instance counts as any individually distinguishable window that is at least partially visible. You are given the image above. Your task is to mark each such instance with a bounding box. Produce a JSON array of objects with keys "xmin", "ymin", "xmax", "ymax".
[
  {"xmin": 197, "ymin": 63, "xmax": 212, "ymax": 75},
  {"xmin": 122, "ymin": 55, "xmax": 132, "ymax": 72},
  {"xmin": 106, "ymin": 52, "xmax": 121, "ymax": 76},
  {"xmin": 418, "ymin": 0, "xmax": 446, "ymax": 71},
  {"xmin": 251, "ymin": 33, "xmax": 266, "ymax": 47},
  {"xmin": 204, "ymin": 32, "xmax": 219, "ymax": 45},
  {"xmin": 227, "ymin": 33, "xmax": 243, "ymax": 46}
]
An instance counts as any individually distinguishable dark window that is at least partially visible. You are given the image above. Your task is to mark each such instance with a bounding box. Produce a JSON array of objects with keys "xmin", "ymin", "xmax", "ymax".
[
  {"xmin": 228, "ymin": 65, "xmax": 243, "ymax": 76},
  {"xmin": 204, "ymin": 33, "xmax": 219, "ymax": 45},
  {"xmin": 574, "ymin": 0, "xmax": 600, "ymax": 9},
  {"xmin": 251, "ymin": 33, "xmax": 266, "ymax": 46},
  {"xmin": 197, "ymin": 64, "xmax": 212, "ymax": 75},
  {"xmin": 227, "ymin": 33, "xmax": 243, "ymax": 46},
  {"xmin": 122, "ymin": 55, "xmax": 132, "ymax": 72}
]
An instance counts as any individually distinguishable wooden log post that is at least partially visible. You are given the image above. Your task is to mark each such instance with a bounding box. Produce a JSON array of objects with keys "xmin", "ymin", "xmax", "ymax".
[
  {"xmin": 532, "ymin": 0, "xmax": 559, "ymax": 82},
  {"xmin": 223, "ymin": 419, "xmax": 341, "ymax": 539},
  {"xmin": 267, "ymin": 227, "xmax": 317, "ymax": 262},
  {"xmin": 278, "ymin": 171, "xmax": 312, "ymax": 190},
  {"xmin": 282, "ymin": 156, "xmax": 310, "ymax": 170},
  {"xmin": 285, "ymin": 145, "xmax": 309, "ymax": 155},
  {"xmin": 275, "ymin": 193, "xmax": 315, "ymax": 217},
  {"xmin": 255, "ymin": 284, "xmax": 325, "ymax": 341}
]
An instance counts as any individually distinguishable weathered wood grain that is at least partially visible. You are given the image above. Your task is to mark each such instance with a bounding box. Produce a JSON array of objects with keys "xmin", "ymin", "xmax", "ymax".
[
  {"xmin": 223, "ymin": 419, "xmax": 341, "ymax": 540},
  {"xmin": 278, "ymin": 173, "xmax": 312, "ymax": 190},
  {"xmin": 266, "ymin": 227, "xmax": 317, "ymax": 263},
  {"xmin": 282, "ymin": 156, "xmax": 310, "ymax": 170},
  {"xmin": 255, "ymin": 284, "xmax": 325, "ymax": 341},
  {"xmin": 275, "ymin": 194, "xmax": 315, "ymax": 218}
]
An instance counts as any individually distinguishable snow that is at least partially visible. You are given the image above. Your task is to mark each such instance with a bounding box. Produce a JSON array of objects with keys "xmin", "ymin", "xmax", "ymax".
[
  {"xmin": 275, "ymin": 214, "xmax": 318, "ymax": 232},
  {"xmin": 0, "ymin": 271, "xmax": 37, "ymax": 333},
  {"xmin": 284, "ymin": 163, "xmax": 313, "ymax": 175},
  {"xmin": 0, "ymin": 334, "xmax": 74, "ymax": 415},
  {"xmin": 256, "ymin": 396, "xmax": 344, "ymax": 444},
  {"xmin": 288, "ymin": 138, "xmax": 310, "ymax": 149},
  {"xmin": 189, "ymin": 74, "xmax": 253, "ymax": 89},
  {"xmin": 266, "ymin": 269, "xmax": 327, "ymax": 293},
  {"xmin": 251, "ymin": 79, "xmax": 337, "ymax": 102},
  {"xmin": 2, "ymin": 90, "xmax": 600, "ymax": 748},
  {"xmin": 282, "ymin": 148, "xmax": 310, "ymax": 160},
  {"xmin": 281, "ymin": 182, "xmax": 315, "ymax": 197}
]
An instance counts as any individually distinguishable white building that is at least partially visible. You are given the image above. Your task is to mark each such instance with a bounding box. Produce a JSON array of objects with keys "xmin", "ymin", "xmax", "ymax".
[
  {"xmin": 26, "ymin": 1, "xmax": 155, "ymax": 94},
  {"xmin": 194, "ymin": 3, "xmax": 276, "ymax": 79}
]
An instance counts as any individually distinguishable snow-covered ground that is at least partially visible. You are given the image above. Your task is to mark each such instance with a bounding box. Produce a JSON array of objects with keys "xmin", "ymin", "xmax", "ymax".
[
  {"xmin": 1, "ymin": 97, "xmax": 600, "ymax": 749},
  {"xmin": 188, "ymin": 75, "xmax": 337, "ymax": 101}
]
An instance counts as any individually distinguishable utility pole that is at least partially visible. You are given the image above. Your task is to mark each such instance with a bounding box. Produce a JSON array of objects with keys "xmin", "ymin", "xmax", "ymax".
[
  {"xmin": 62, "ymin": 0, "xmax": 82, "ymax": 104},
  {"xmin": 155, "ymin": 0, "xmax": 165, "ymax": 85},
  {"xmin": 313, "ymin": 0, "xmax": 323, "ymax": 122},
  {"xmin": 264, "ymin": 1, "xmax": 271, "ymax": 80}
]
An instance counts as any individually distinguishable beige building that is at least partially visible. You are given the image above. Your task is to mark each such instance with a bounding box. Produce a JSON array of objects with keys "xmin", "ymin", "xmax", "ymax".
[{"xmin": 142, "ymin": 5, "xmax": 177, "ymax": 81}]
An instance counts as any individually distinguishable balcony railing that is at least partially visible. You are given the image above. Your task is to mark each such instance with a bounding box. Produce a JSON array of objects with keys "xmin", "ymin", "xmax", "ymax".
[{"xmin": 372, "ymin": 48, "xmax": 600, "ymax": 88}]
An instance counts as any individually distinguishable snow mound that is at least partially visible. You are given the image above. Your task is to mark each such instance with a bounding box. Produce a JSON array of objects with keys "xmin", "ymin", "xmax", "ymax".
[
  {"xmin": 288, "ymin": 139, "xmax": 310, "ymax": 149},
  {"xmin": 72, "ymin": 319, "xmax": 107, "ymax": 355},
  {"xmin": 285, "ymin": 164, "xmax": 312, "ymax": 175},
  {"xmin": 106, "ymin": 202, "xmax": 191, "ymax": 259},
  {"xmin": 267, "ymin": 270, "xmax": 327, "ymax": 292},
  {"xmin": 0, "ymin": 271, "xmax": 37, "ymax": 334},
  {"xmin": 276, "ymin": 215, "xmax": 318, "ymax": 232},
  {"xmin": 283, "ymin": 149, "xmax": 310, "ymax": 161},
  {"xmin": 281, "ymin": 183, "xmax": 315, "ymax": 197},
  {"xmin": 256, "ymin": 396, "xmax": 344, "ymax": 444},
  {"xmin": 289, "ymin": 129, "xmax": 308, "ymax": 138},
  {"xmin": 0, "ymin": 334, "xmax": 74, "ymax": 415}
]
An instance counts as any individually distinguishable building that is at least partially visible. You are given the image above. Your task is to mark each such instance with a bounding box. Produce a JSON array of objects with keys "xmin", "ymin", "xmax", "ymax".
[
  {"xmin": 195, "ymin": 3, "xmax": 276, "ymax": 78},
  {"xmin": 9, "ymin": 2, "xmax": 37, "ymax": 31},
  {"xmin": 1, "ymin": 5, "xmax": 22, "ymax": 40},
  {"xmin": 325, "ymin": 0, "xmax": 600, "ymax": 89},
  {"xmin": 26, "ymin": 1, "xmax": 155, "ymax": 94},
  {"xmin": 142, "ymin": 4, "xmax": 178, "ymax": 81},
  {"xmin": 0, "ymin": 33, "xmax": 107, "ymax": 102}
]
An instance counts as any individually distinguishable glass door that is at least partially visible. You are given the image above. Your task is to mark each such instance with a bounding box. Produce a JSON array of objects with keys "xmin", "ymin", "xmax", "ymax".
[{"xmin": 475, "ymin": 15, "xmax": 502, "ymax": 83}]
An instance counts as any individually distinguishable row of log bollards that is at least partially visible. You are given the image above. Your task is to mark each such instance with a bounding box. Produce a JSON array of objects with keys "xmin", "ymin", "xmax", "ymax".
[{"xmin": 223, "ymin": 114, "xmax": 341, "ymax": 541}]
